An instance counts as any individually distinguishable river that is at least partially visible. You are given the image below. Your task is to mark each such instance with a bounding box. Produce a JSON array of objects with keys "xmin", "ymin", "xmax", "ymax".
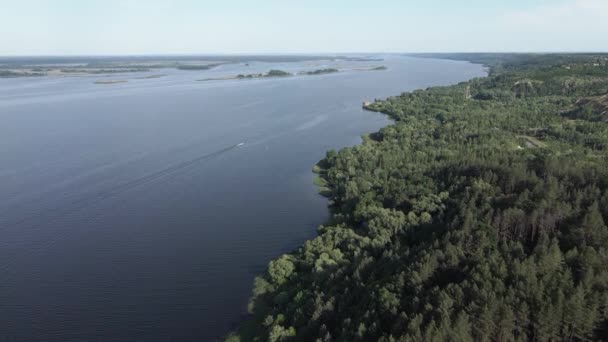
[{"xmin": 0, "ymin": 55, "xmax": 485, "ymax": 341}]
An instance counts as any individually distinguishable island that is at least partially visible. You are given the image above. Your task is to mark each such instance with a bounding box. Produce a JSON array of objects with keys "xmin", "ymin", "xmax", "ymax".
[
  {"xmin": 0, "ymin": 70, "xmax": 45, "ymax": 78},
  {"xmin": 352, "ymin": 65, "xmax": 388, "ymax": 72},
  {"xmin": 265, "ymin": 69, "xmax": 292, "ymax": 77},
  {"xmin": 93, "ymin": 79, "xmax": 128, "ymax": 85},
  {"xmin": 371, "ymin": 65, "xmax": 387, "ymax": 70},
  {"xmin": 198, "ymin": 66, "xmax": 388, "ymax": 83},
  {"xmin": 303, "ymin": 68, "xmax": 339, "ymax": 75},
  {"xmin": 134, "ymin": 74, "xmax": 166, "ymax": 79},
  {"xmin": 176, "ymin": 63, "xmax": 222, "ymax": 71},
  {"xmin": 198, "ymin": 69, "xmax": 293, "ymax": 82},
  {"xmin": 228, "ymin": 53, "xmax": 608, "ymax": 341}
]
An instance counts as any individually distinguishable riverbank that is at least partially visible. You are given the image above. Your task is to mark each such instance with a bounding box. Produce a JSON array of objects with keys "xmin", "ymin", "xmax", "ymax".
[
  {"xmin": 226, "ymin": 58, "xmax": 489, "ymax": 341},
  {"xmin": 227, "ymin": 53, "xmax": 608, "ymax": 341}
]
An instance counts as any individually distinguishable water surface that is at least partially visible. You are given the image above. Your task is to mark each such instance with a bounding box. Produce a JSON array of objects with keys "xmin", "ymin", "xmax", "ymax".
[{"xmin": 0, "ymin": 56, "xmax": 485, "ymax": 341}]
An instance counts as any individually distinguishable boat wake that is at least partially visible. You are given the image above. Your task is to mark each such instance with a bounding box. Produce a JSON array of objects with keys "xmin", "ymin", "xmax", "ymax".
[
  {"xmin": 2, "ymin": 142, "xmax": 246, "ymax": 229},
  {"xmin": 0, "ymin": 142, "xmax": 245, "ymax": 272}
]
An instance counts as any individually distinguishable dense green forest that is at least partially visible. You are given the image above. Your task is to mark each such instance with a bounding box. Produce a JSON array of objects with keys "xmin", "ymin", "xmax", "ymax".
[{"xmin": 229, "ymin": 54, "xmax": 608, "ymax": 341}]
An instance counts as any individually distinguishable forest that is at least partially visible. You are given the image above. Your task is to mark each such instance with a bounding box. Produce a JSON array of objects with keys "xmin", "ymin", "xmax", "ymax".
[{"xmin": 228, "ymin": 53, "xmax": 608, "ymax": 341}]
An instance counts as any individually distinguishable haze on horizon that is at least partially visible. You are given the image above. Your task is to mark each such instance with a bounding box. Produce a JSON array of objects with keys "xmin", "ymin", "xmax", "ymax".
[{"xmin": 1, "ymin": 0, "xmax": 607, "ymax": 56}]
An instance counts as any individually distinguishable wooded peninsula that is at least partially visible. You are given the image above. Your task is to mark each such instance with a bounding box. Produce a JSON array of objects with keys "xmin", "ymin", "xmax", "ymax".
[{"xmin": 228, "ymin": 53, "xmax": 608, "ymax": 341}]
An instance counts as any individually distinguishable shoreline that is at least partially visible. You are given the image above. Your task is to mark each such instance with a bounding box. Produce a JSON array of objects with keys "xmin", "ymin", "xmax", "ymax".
[
  {"xmin": 230, "ymin": 52, "xmax": 608, "ymax": 341},
  {"xmin": 226, "ymin": 58, "xmax": 488, "ymax": 340}
]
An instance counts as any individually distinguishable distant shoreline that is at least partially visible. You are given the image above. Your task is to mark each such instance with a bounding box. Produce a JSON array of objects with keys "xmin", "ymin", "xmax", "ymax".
[{"xmin": 0, "ymin": 56, "xmax": 384, "ymax": 79}]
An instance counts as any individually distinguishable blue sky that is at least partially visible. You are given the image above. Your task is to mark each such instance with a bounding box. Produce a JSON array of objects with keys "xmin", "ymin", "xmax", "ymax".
[{"xmin": 1, "ymin": 0, "xmax": 606, "ymax": 55}]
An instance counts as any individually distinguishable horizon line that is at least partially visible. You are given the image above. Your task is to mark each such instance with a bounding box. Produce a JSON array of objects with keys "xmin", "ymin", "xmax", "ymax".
[{"xmin": 1, "ymin": 51, "xmax": 608, "ymax": 58}]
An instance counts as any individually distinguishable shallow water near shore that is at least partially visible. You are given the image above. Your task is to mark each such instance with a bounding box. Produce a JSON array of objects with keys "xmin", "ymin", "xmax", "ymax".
[{"xmin": 0, "ymin": 56, "xmax": 485, "ymax": 341}]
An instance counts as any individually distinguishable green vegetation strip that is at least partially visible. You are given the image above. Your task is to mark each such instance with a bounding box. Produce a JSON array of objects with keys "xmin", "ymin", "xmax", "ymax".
[{"xmin": 228, "ymin": 54, "xmax": 608, "ymax": 341}]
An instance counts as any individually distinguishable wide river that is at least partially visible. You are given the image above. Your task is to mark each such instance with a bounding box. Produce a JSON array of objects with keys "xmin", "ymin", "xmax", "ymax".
[{"xmin": 0, "ymin": 56, "xmax": 485, "ymax": 341}]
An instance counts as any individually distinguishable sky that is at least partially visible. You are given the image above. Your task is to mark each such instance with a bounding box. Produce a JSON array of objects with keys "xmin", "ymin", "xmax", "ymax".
[{"xmin": 0, "ymin": 0, "xmax": 607, "ymax": 55}]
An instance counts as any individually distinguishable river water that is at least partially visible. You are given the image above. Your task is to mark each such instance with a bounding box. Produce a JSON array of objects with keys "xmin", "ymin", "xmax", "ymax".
[{"xmin": 0, "ymin": 56, "xmax": 485, "ymax": 341}]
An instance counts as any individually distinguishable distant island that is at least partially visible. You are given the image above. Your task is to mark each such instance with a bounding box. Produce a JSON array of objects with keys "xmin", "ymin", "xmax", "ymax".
[
  {"xmin": 303, "ymin": 68, "xmax": 339, "ymax": 75},
  {"xmin": 134, "ymin": 74, "xmax": 166, "ymax": 79},
  {"xmin": 176, "ymin": 63, "xmax": 222, "ymax": 71},
  {"xmin": 93, "ymin": 79, "xmax": 128, "ymax": 85},
  {"xmin": 198, "ymin": 69, "xmax": 292, "ymax": 82},
  {"xmin": 237, "ymin": 69, "xmax": 292, "ymax": 78},
  {"xmin": 0, "ymin": 70, "xmax": 45, "ymax": 78},
  {"xmin": 353, "ymin": 65, "xmax": 388, "ymax": 72},
  {"xmin": 198, "ymin": 66, "xmax": 387, "ymax": 82}
]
